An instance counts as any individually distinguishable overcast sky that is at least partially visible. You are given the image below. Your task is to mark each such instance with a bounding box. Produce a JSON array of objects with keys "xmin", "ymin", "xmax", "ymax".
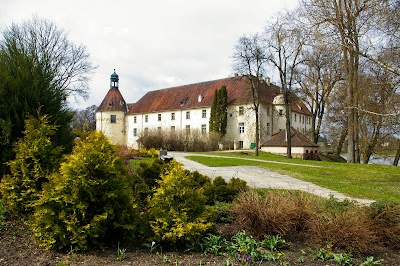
[{"xmin": 1, "ymin": 0, "xmax": 298, "ymax": 110}]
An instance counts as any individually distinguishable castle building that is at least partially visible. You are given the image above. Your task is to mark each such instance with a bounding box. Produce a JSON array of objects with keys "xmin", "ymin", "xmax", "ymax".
[{"xmin": 96, "ymin": 70, "xmax": 313, "ymax": 152}]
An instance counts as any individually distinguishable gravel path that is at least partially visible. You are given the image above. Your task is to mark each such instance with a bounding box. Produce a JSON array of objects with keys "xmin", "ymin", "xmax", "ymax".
[{"xmin": 170, "ymin": 152, "xmax": 375, "ymax": 205}]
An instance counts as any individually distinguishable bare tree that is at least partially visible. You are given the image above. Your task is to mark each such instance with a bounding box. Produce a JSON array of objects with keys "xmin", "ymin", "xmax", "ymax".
[
  {"xmin": 232, "ymin": 34, "xmax": 268, "ymax": 156},
  {"xmin": 300, "ymin": 0, "xmax": 398, "ymax": 163},
  {"xmin": 2, "ymin": 16, "xmax": 96, "ymax": 99},
  {"xmin": 296, "ymin": 43, "xmax": 343, "ymax": 143},
  {"xmin": 264, "ymin": 14, "xmax": 306, "ymax": 158},
  {"xmin": 71, "ymin": 105, "xmax": 98, "ymax": 133}
]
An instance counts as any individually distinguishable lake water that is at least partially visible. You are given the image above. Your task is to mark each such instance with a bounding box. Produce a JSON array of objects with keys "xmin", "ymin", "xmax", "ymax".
[{"xmin": 341, "ymin": 155, "xmax": 399, "ymax": 166}]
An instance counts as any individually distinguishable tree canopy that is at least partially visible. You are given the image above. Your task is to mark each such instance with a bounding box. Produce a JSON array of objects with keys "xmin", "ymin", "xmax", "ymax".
[{"xmin": 0, "ymin": 17, "xmax": 96, "ymax": 175}]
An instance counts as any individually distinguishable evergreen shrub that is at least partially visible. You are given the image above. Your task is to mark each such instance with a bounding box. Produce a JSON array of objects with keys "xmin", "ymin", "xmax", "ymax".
[
  {"xmin": 30, "ymin": 131, "xmax": 138, "ymax": 251},
  {"xmin": 0, "ymin": 115, "xmax": 62, "ymax": 215},
  {"xmin": 147, "ymin": 161, "xmax": 215, "ymax": 244}
]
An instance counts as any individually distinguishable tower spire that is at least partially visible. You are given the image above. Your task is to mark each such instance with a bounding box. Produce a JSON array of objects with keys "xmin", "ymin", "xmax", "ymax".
[{"xmin": 110, "ymin": 69, "xmax": 119, "ymax": 89}]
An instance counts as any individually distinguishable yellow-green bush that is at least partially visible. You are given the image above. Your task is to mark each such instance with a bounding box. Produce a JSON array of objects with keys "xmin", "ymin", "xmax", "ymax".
[
  {"xmin": 147, "ymin": 161, "xmax": 214, "ymax": 244},
  {"xmin": 147, "ymin": 147, "xmax": 159, "ymax": 158},
  {"xmin": 30, "ymin": 131, "xmax": 138, "ymax": 251},
  {"xmin": 0, "ymin": 115, "xmax": 62, "ymax": 215}
]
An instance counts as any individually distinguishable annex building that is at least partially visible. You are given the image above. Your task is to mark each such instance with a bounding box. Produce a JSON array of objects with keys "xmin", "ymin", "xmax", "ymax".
[{"xmin": 96, "ymin": 70, "xmax": 313, "ymax": 152}]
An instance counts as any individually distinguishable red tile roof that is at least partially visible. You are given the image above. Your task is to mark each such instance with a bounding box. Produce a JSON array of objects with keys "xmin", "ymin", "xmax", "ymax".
[
  {"xmin": 261, "ymin": 127, "xmax": 319, "ymax": 147},
  {"xmin": 127, "ymin": 76, "xmax": 281, "ymax": 114},
  {"xmin": 97, "ymin": 88, "xmax": 128, "ymax": 112}
]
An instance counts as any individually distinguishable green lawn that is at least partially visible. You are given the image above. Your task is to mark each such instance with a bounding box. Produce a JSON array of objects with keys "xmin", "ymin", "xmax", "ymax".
[{"xmin": 185, "ymin": 151, "xmax": 400, "ymax": 202}]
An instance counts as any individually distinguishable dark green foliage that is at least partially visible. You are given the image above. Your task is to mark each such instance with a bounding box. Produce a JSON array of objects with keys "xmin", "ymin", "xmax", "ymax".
[
  {"xmin": 204, "ymin": 176, "xmax": 248, "ymax": 204},
  {"xmin": 0, "ymin": 17, "xmax": 95, "ymax": 176},
  {"xmin": 132, "ymin": 159, "xmax": 166, "ymax": 208},
  {"xmin": 0, "ymin": 199, "xmax": 6, "ymax": 230},
  {"xmin": 0, "ymin": 115, "xmax": 63, "ymax": 215},
  {"xmin": 30, "ymin": 131, "xmax": 138, "ymax": 251},
  {"xmin": 209, "ymin": 86, "xmax": 228, "ymax": 137}
]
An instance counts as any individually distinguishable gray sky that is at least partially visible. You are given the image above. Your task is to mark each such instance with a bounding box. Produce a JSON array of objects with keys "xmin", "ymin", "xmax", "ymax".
[{"xmin": 0, "ymin": 0, "xmax": 297, "ymax": 109}]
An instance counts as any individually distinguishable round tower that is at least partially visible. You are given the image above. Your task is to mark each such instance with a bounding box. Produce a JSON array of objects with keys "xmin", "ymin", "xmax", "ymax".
[{"xmin": 96, "ymin": 70, "xmax": 128, "ymax": 145}]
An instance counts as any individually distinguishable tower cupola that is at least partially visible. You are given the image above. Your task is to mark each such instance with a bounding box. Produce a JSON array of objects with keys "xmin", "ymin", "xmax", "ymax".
[{"xmin": 110, "ymin": 69, "xmax": 119, "ymax": 89}]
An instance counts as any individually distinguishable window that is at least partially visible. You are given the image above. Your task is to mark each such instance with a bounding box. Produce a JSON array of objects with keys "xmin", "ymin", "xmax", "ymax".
[
  {"xmin": 279, "ymin": 109, "xmax": 283, "ymax": 116},
  {"xmin": 133, "ymin": 128, "xmax": 137, "ymax": 137},
  {"xmin": 110, "ymin": 115, "xmax": 116, "ymax": 123},
  {"xmin": 294, "ymin": 113, "xmax": 297, "ymax": 122},
  {"xmin": 266, "ymin": 123, "xmax": 270, "ymax": 135},
  {"xmin": 134, "ymin": 116, "xmax": 137, "ymax": 123},
  {"xmin": 171, "ymin": 126, "xmax": 175, "ymax": 131},
  {"xmin": 239, "ymin": 106, "xmax": 244, "ymax": 115},
  {"xmin": 308, "ymin": 117, "xmax": 311, "ymax": 124},
  {"xmin": 145, "ymin": 115, "xmax": 148, "ymax": 122},
  {"xmin": 158, "ymin": 114, "xmax": 161, "ymax": 121},
  {"xmin": 157, "ymin": 127, "xmax": 161, "ymax": 132},
  {"xmin": 185, "ymin": 125, "xmax": 190, "ymax": 134},
  {"xmin": 144, "ymin": 127, "xmax": 148, "ymax": 135},
  {"xmin": 171, "ymin": 112, "xmax": 175, "ymax": 120},
  {"xmin": 202, "ymin": 110, "xmax": 207, "ymax": 118},
  {"xmin": 267, "ymin": 106, "xmax": 270, "ymax": 116},
  {"xmin": 238, "ymin": 122, "xmax": 244, "ymax": 134},
  {"xmin": 201, "ymin": 124, "xmax": 207, "ymax": 134},
  {"xmin": 186, "ymin": 111, "xmax": 190, "ymax": 119}
]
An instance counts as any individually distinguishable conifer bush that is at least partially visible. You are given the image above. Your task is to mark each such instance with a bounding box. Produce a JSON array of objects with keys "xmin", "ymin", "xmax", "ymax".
[
  {"xmin": 30, "ymin": 131, "xmax": 138, "ymax": 251},
  {"xmin": 147, "ymin": 161, "xmax": 215, "ymax": 244},
  {"xmin": 0, "ymin": 115, "xmax": 62, "ymax": 215}
]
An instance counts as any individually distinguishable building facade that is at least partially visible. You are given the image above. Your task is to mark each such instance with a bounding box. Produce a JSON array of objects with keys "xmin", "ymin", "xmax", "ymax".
[{"xmin": 96, "ymin": 71, "xmax": 313, "ymax": 150}]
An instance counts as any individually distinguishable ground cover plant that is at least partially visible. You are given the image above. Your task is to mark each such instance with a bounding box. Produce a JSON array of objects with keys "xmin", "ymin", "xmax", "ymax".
[{"xmin": 186, "ymin": 151, "xmax": 400, "ymax": 202}]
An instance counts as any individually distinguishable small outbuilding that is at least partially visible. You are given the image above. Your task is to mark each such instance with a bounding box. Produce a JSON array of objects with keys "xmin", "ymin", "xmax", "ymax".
[{"xmin": 261, "ymin": 128, "xmax": 319, "ymax": 160}]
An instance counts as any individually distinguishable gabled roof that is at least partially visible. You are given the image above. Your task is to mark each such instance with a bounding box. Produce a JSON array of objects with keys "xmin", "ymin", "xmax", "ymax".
[
  {"xmin": 127, "ymin": 76, "xmax": 281, "ymax": 114},
  {"xmin": 97, "ymin": 89, "xmax": 128, "ymax": 112},
  {"xmin": 261, "ymin": 127, "xmax": 319, "ymax": 148},
  {"xmin": 291, "ymin": 100, "xmax": 312, "ymax": 116}
]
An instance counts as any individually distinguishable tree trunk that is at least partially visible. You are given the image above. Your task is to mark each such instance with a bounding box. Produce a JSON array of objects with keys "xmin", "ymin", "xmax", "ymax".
[
  {"xmin": 393, "ymin": 141, "xmax": 400, "ymax": 166},
  {"xmin": 255, "ymin": 106, "xmax": 259, "ymax": 156},
  {"xmin": 336, "ymin": 124, "xmax": 347, "ymax": 156},
  {"xmin": 285, "ymin": 100, "xmax": 292, "ymax": 159}
]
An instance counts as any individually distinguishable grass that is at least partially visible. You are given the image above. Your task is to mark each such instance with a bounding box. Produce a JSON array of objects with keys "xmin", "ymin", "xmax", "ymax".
[{"xmin": 185, "ymin": 151, "xmax": 400, "ymax": 202}]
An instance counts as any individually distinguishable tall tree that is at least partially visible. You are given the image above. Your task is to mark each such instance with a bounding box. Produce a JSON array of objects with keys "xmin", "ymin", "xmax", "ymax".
[
  {"xmin": 0, "ymin": 17, "xmax": 96, "ymax": 175},
  {"xmin": 264, "ymin": 13, "xmax": 307, "ymax": 158},
  {"xmin": 300, "ymin": 0, "xmax": 394, "ymax": 163},
  {"xmin": 232, "ymin": 34, "xmax": 267, "ymax": 156},
  {"xmin": 295, "ymin": 43, "xmax": 343, "ymax": 143},
  {"xmin": 209, "ymin": 86, "xmax": 228, "ymax": 137}
]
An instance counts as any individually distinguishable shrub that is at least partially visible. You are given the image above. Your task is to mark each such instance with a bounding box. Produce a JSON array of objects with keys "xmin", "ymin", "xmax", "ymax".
[
  {"xmin": 204, "ymin": 177, "xmax": 248, "ymax": 204},
  {"xmin": 231, "ymin": 189, "xmax": 313, "ymax": 239},
  {"xmin": 147, "ymin": 148, "xmax": 159, "ymax": 158},
  {"xmin": 132, "ymin": 159, "xmax": 166, "ymax": 208},
  {"xmin": 369, "ymin": 201, "xmax": 400, "ymax": 249},
  {"xmin": 0, "ymin": 115, "xmax": 62, "ymax": 215},
  {"xmin": 0, "ymin": 199, "xmax": 6, "ymax": 230},
  {"xmin": 138, "ymin": 129, "xmax": 219, "ymax": 151},
  {"xmin": 30, "ymin": 131, "xmax": 138, "ymax": 251},
  {"xmin": 306, "ymin": 197, "xmax": 377, "ymax": 253},
  {"xmin": 147, "ymin": 161, "xmax": 215, "ymax": 245}
]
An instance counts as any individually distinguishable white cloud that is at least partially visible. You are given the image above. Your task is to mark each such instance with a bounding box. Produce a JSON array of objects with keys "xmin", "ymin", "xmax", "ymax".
[{"xmin": 0, "ymin": 0, "xmax": 298, "ymax": 109}]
